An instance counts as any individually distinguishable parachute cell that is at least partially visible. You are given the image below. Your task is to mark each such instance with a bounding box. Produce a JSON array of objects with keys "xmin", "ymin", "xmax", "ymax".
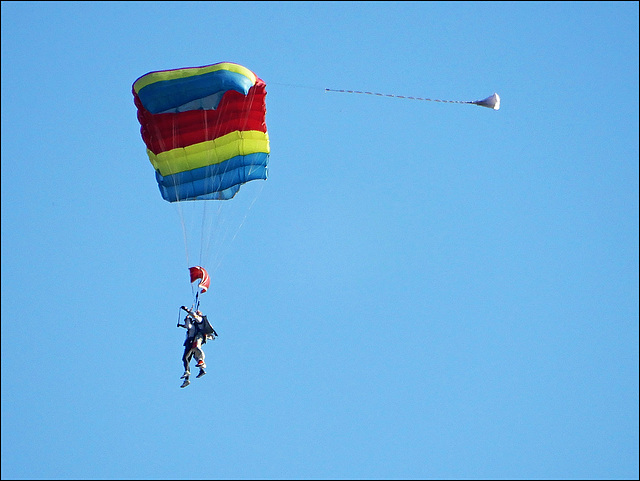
[{"xmin": 132, "ymin": 62, "xmax": 269, "ymax": 202}]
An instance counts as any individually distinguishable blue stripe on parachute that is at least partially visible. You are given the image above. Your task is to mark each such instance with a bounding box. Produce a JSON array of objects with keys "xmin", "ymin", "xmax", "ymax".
[
  {"xmin": 138, "ymin": 70, "xmax": 254, "ymax": 114},
  {"xmin": 155, "ymin": 152, "xmax": 269, "ymax": 202}
]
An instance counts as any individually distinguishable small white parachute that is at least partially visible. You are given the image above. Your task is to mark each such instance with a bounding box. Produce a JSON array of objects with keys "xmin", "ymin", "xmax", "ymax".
[{"xmin": 471, "ymin": 93, "xmax": 500, "ymax": 110}]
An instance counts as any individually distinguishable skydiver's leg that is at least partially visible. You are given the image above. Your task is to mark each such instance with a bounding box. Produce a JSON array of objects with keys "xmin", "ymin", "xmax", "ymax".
[
  {"xmin": 182, "ymin": 345, "xmax": 193, "ymax": 376},
  {"xmin": 193, "ymin": 335, "xmax": 206, "ymax": 368}
]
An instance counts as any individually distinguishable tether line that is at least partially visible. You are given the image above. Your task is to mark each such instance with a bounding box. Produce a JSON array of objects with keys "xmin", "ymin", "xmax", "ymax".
[{"xmin": 324, "ymin": 88, "xmax": 472, "ymax": 104}]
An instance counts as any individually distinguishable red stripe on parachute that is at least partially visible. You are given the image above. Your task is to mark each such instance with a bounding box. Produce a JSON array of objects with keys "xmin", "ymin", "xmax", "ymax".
[
  {"xmin": 189, "ymin": 266, "xmax": 210, "ymax": 293},
  {"xmin": 134, "ymin": 82, "xmax": 267, "ymax": 155}
]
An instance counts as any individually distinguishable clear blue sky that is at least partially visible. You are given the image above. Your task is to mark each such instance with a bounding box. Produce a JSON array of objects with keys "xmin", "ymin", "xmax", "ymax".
[{"xmin": 2, "ymin": 1, "xmax": 638, "ymax": 479}]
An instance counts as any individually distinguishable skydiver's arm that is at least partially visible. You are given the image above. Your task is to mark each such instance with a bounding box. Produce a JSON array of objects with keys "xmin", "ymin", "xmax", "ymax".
[
  {"xmin": 187, "ymin": 309, "xmax": 203, "ymax": 322},
  {"xmin": 177, "ymin": 311, "xmax": 192, "ymax": 328},
  {"xmin": 181, "ymin": 306, "xmax": 200, "ymax": 319}
]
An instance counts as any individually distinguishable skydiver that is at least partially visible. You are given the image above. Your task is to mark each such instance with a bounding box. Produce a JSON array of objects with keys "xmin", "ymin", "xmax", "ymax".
[{"xmin": 177, "ymin": 305, "xmax": 217, "ymax": 388}]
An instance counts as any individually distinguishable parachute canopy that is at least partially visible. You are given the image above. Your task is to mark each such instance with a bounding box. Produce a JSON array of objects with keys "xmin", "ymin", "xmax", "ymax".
[
  {"xmin": 189, "ymin": 266, "xmax": 210, "ymax": 294},
  {"xmin": 132, "ymin": 62, "xmax": 269, "ymax": 201}
]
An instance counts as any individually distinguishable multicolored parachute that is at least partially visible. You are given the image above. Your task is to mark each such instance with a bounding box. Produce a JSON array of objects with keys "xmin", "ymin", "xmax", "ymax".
[
  {"xmin": 132, "ymin": 62, "xmax": 269, "ymax": 201},
  {"xmin": 133, "ymin": 62, "xmax": 269, "ymax": 304}
]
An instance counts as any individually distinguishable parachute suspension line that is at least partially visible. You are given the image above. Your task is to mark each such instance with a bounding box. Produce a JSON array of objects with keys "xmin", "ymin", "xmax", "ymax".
[
  {"xmin": 197, "ymin": 88, "xmax": 228, "ymax": 274},
  {"xmin": 199, "ymin": 199, "xmax": 209, "ymax": 267},
  {"xmin": 200, "ymin": 106, "xmax": 211, "ymax": 268},
  {"xmin": 170, "ymin": 111, "xmax": 192, "ymax": 270},
  {"xmin": 210, "ymin": 180, "xmax": 265, "ymax": 276},
  {"xmin": 145, "ymin": 92, "xmax": 193, "ymax": 271},
  {"xmin": 180, "ymin": 209, "xmax": 191, "ymax": 268},
  {"xmin": 324, "ymin": 88, "xmax": 471, "ymax": 104},
  {"xmin": 203, "ymin": 84, "xmax": 264, "ymax": 278}
]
